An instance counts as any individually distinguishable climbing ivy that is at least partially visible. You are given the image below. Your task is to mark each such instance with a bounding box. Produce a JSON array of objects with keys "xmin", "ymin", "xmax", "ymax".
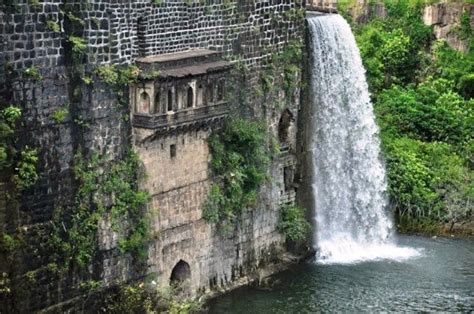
[
  {"xmin": 23, "ymin": 67, "xmax": 42, "ymax": 80},
  {"xmin": 94, "ymin": 64, "xmax": 140, "ymax": 106},
  {"xmin": 260, "ymin": 40, "xmax": 303, "ymax": 108},
  {"xmin": 203, "ymin": 119, "xmax": 270, "ymax": 234},
  {"xmin": 50, "ymin": 150, "xmax": 150, "ymax": 269}
]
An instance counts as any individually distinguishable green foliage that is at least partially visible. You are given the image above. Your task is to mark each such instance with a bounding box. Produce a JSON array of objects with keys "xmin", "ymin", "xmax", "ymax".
[
  {"xmin": 46, "ymin": 20, "xmax": 60, "ymax": 33},
  {"xmin": 457, "ymin": 73, "xmax": 474, "ymax": 99},
  {"xmin": 95, "ymin": 64, "xmax": 140, "ymax": 87},
  {"xmin": 79, "ymin": 280, "xmax": 103, "ymax": 292},
  {"xmin": 203, "ymin": 119, "xmax": 270, "ymax": 233},
  {"xmin": 0, "ymin": 272, "xmax": 11, "ymax": 296},
  {"xmin": 102, "ymin": 283, "xmax": 201, "ymax": 313},
  {"xmin": 354, "ymin": 6, "xmax": 432, "ymax": 93},
  {"xmin": 28, "ymin": 0, "xmax": 40, "ymax": 7},
  {"xmin": 68, "ymin": 35, "xmax": 87, "ymax": 57},
  {"xmin": 382, "ymin": 134, "xmax": 472, "ymax": 223},
  {"xmin": 152, "ymin": 0, "xmax": 163, "ymax": 6},
  {"xmin": 453, "ymin": 8, "xmax": 473, "ymax": 40},
  {"xmin": 396, "ymin": 215, "xmax": 442, "ymax": 235},
  {"xmin": 425, "ymin": 40, "xmax": 474, "ymax": 95},
  {"xmin": 269, "ymin": 40, "xmax": 303, "ymax": 101},
  {"xmin": 0, "ymin": 234, "xmax": 18, "ymax": 255},
  {"xmin": 103, "ymin": 283, "xmax": 155, "ymax": 313},
  {"xmin": 52, "ymin": 107, "xmax": 69, "ymax": 123},
  {"xmin": 95, "ymin": 65, "xmax": 119, "ymax": 85},
  {"xmin": 12, "ymin": 148, "xmax": 38, "ymax": 190},
  {"xmin": 23, "ymin": 67, "xmax": 42, "ymax": 80},
  {"xmin": 0, "ymin": 105, "xmax": 22, "ymax": 170},
  {"xmin": 168, "ymin": 299, "xmax": 202, "ymax": 314},
  {"xmin": 278, "ymin": 204, "xmax": 310, "ymax": 242},
  {"xmin": 25, "ymin": 271, "xmax": 37, "ymax": 284},
  {"xmin": 375, "ymin": 82, "xmax": 473, "ymax": 144},
  {"xmin": 66, "ymin": 11, "xmax": 85, "ymax": 27},
  {"xmin": 81, "ymin": 75, "xmax": 93, "ymax": 85},
  {"xmin": 51, "ymin": 151, "xmax": 150, "ymax": 269},
  {"xmin": 344, "ymin": 2, "xmax": 474, "ymax": 233},
  {"xmin": 2, "ymin": 106, "xmax": 21, "ymax": 124}
]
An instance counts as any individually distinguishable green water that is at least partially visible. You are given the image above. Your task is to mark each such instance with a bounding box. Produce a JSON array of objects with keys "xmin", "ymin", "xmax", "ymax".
[{"xmin": 208, "ymin": 236, "xmax": 474, "ymax": 313}]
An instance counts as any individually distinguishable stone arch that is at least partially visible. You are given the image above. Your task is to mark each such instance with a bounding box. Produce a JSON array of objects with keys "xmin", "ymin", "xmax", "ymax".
[
  {"xmin": 170, "ymin": 260, "xmax": 191, "ymax": 286},
  {"xmin": 187, "ymin": 86, "xmax": 194, "ymax": 108},
  {"xmin": 167, "ymin": 89, "xmax": 173, "ymax": 111},
  {"xmin": 138, "ymin": 91, "xmax": 151, "ymax": 113},
  {"xmin": 278, "ymin": 109, "xmax": 294, "ymax": 147}
]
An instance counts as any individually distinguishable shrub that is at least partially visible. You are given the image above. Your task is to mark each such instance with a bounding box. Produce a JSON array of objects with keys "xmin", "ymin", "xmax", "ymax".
[
  {"xmin": 46, "ymin": 20, "xmax": 60, "ymax": 33},
  {"xmin": 278, "ymin": 204, "xmax": 310, "ymax": 242},
  {"xmin": 203, "ymin": 119, "xmax": 270, "ymax": 233},
  {"xmin": 68, "ymin": 35, "xmax": 87, "ymax": 57},
  {"xmin": 12, "ymin": 148, "xmax": 39, "ymax": 190},
  {"xmin": 23, "ymin": 67, "xmax": 42, "ymax": 80},
  {"xmin": 52, "ymin": 107, "xmax": 69, "ymax": 123}
]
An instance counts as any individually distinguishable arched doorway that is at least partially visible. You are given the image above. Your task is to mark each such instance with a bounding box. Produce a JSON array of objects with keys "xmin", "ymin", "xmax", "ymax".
[
  {"xmin": 278, "ymin": 109, "xmax": 294, "ymax": 149},
  {"xmin": 170, "ymin": 260, "xmax": 191, "ymax": 290}
]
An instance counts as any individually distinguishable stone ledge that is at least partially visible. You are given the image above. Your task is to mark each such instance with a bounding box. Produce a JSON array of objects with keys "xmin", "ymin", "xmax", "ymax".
[{"xmin": 133, "ymin": 102, "xmax": 228, "ymax": 133}]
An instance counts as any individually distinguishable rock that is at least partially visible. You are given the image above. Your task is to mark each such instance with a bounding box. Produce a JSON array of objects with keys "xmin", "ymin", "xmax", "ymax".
[{"xmin": 423, "ymin": 3, "xmax": 472, "ymax": 52}]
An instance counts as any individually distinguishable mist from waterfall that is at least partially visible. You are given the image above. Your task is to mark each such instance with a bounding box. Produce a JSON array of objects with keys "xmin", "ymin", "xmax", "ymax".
[{"xmin": 307, "ymin": 14, "xmax": 420, "ymax": 264}]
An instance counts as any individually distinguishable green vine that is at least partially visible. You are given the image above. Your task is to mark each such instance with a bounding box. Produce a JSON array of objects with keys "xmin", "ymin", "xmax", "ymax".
[
  {"xmin": 94, "ymin": 64, "xmax": 140, "ymax": 106},
  {"xmin": 23, "ymin": 67, "xmax": 42, "ymax": 80},
  {"xmin": 203, "ymin": 119, "xmax": 270, "ymax": 234},
  {"xmin": 50, "ymin": 150, "xmax": 150, "ymax": 269},
  {"xmin": 46, "ymin": 20, "xmax": 61, "ymax": 33},
  {"xmin": 11, "ymin": 148, "xmax": 38, "ymax": 190},
  {"xmin": 260, "ymin": 40, "xmax": 303, "ymax": 107}
]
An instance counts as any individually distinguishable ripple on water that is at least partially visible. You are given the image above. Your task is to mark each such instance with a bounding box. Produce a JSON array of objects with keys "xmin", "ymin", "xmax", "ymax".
[{"xmin": 208, "ymin": 236, "xmax": 474, "ymax": 313}]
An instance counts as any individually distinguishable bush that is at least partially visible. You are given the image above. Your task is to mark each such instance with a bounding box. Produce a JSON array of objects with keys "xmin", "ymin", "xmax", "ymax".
[
  {"xmin": 68, "ymin": 36, "xmax": 87, "ymax": 57},
  {"xmin": 203, "ymin": 119, "xmax": 270, "ymax": 233},
  {"xmin": 52, "ymin": 107, "xmax": 69, "ymax": 123},
  {"xmin": 344, "ymin": 0, "xmax": 473, "ymax": 233},
  {"xmin": 278, "ymin": 204, "xmax": 310, "ymax": 242},
  {"xmin": 382, "ymin": 136, "xmax": 472, "ymax": 222},
  {"xmin": 12, "ymin": 148, "xmax": 39, "ymax": 190}
]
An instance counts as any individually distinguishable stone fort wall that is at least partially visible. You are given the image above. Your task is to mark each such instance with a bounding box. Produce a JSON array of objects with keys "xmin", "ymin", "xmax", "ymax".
[{"xmin": 0, "ymin": 0, "xmax": 332, "ymax": 311}]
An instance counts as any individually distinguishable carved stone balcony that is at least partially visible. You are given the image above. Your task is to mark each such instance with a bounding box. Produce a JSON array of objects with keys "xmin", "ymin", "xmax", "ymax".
[
  {"xmin": 130, "ymin": 49, "xmax": 232, "ymax": 135},
  {"xmin": 132, "ymin": 101, "xmax": 228, "ymax": 133}
]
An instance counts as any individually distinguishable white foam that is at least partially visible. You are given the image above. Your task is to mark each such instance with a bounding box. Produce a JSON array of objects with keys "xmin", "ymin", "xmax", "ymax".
[{"xmin": 315, "ymin": 233, "xmax": 422, "ymax": 265}]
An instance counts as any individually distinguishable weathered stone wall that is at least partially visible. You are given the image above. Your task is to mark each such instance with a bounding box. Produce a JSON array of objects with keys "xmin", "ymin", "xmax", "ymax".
[
  {"xmin": 423, "ymin": 3, "xmax": 473, "ymax": 52},
  {"xmin": 1, "ymin": 0, "xmax": 305, "ymax": 311},
  {"xmin": 343, "ymin": 1, "xmax": 472, "ymax": 52}
]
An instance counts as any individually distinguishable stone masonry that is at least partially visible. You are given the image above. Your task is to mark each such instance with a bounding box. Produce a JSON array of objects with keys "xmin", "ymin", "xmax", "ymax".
[{"xmin": 0, "ymin": 0, "xmax": 307, "ymax": 311}]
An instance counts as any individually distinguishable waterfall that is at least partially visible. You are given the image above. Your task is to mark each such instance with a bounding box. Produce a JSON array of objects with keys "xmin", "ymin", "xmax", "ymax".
[{"xmin": 307, "ymin": 14, "xmax": 419, "ymax": 264}]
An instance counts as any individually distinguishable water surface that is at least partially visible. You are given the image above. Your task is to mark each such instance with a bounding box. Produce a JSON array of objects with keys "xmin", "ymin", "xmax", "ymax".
[{"xmin": 208, "ymin": 236, "xmax": 474, "ymax": 313}]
